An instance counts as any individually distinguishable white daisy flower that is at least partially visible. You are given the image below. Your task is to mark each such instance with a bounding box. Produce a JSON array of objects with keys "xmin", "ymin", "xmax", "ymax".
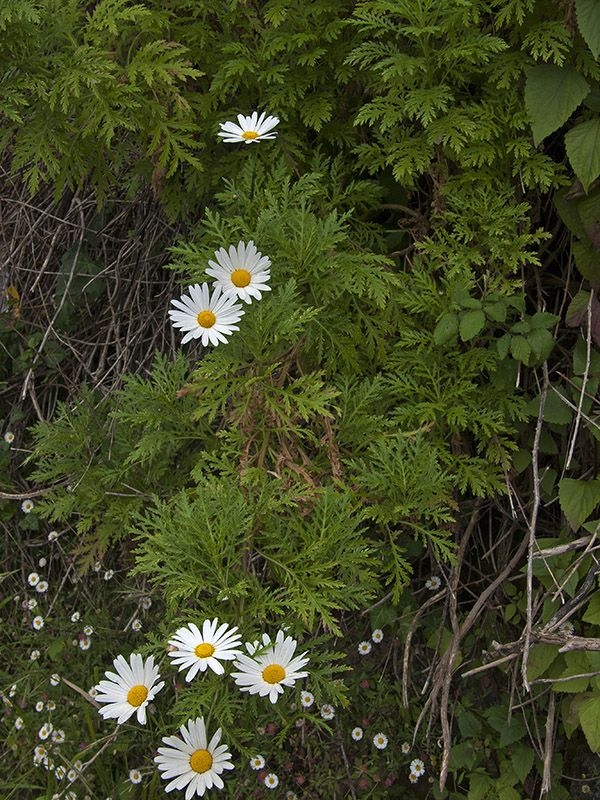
[
  {"xmin": 14, "ymin": 716, "xmax": 24, "ymax": 730},
  {"xmin": 27, "ymin": 598, "xmax": 38, "ymax": 610},
  {"xmin": 217, "ymin": 111, "xmax": 279, "ymax": 144},
  {"xmin": 79, "ymin": 635, "xmax": 91, "ymax": 650},
  {"xmin": 286, "ymin": 793, "xmax": 298, "ymax": 800},
  {"xmin": 55, "ymin": 765, "xmax": 66, "ymax": 780},
  {"xmin": 32, "ymin": 615, "xmax": 44, "ymax": 630},
  {"xmin": 38, "ymin": 557, "xmax": 47, "ymax": 568},
  {"xmin": 47, "ymin": 531, "xmax": 59, "ymax": 542},
  {"xmin": 371, "ymin": 629, "xmax": 384, "ymax": 643},
  {"xmin": 155, "ymin": 716, "xmax": 234, "ymax": 798},
  {"xmin": 73, "ymin": 760, "xmax": 83, "ymax": 771},
  {"xmin": 168, "ymin": 619, "xmax": 243, "ymax": 680},
  {"xmin": 67, "ymin": 768, "xmax": 77, "ymax": 782},
  {"xmin": 4, "ymin": 431, "xmax": 15, "ymax": 443},
  {"xmin": 50, "ymin": 674, "xmax": 60, "ymax": 686},
  {"xmin": 132, "ymin": 618, "xmax": 142, "ymax": 632},
  {"xmin": 410, "ymin": 758, "xmax": 425, "ymax": 776},
  {"xmin": 103, "ymin": 570, "xmax": 114, "ymax": 581},
  {"xmin": 35, "ymin": 700, "xmax": 44, "ymax": 712},
  {"xmin": 409, "ymin": 771, "xmax": 419, "ymax": 784},
  {"xmin": 249, "ymin": 755, "xmax": 265, "ymax": 770},
  {"xmin": 22, "ymin": 499, "xmax": 34, "ymax": 513},
  {"xmin": 264, "ymin": 773, "xmax": 279, "ymax": 789},
  {"xmin": 93, "ymin": 653, "xmax": 165, "ymax": 725},
  {"xmin": 300, "ymin": 690, "xmax": 314, "ymax": 708},
  {"xmin": 30, "ymin": 649, "xmax": 41, "ymax": 661},
  {"xmin": 320, "ymin": 704, "xmax": 335, "ymax": 721},
  {"xmin": 351, "ymin": 727, "xmax": 363, "ymax": 741},
  {"xmin": 83, "ymin": 625, "xmax": 94, "ymax": 636},
  {"xmin": 51, "ymin": 728, "xmax": 65, "ymax": 743},
  {"xmin": 70, "ymin": 612, "xmax": 80, "ymax": 623},
  {"xmin": 401, "ymin": 741, "xmax": 410, "ymax": 754},
  {"xmin": 231, "ymin": 630, "xmax": 309, "ymax": 704},
  {"xmin": 373, "ymin": 732, "xmax": 388, "ymax": 750},
  {"xmin": 46, "ymin": 700, "xmax": 56, "ymax": 711},
  {"xmin": 34, "ymin": 745, "xmax": 47, "ymax": 759},
  {"xmin": 206, "ymin": 241, "xmax": 271, "ymax": 304},
  {"xmin": 36, "ymin": 581, "xmax": 48, "ymax": 594},
  {"xmin": 129, "ymin": 768, "xmax": 142, "ymax": 784},
  {"xmin": 38, "ymin": 722, "xmax": 53, "ymax": 740},
  {"xmin": 358, "ymin": 641, "xmax": 372, "ymax": 655},
  {"xmin": 28, "ymin": 572, "xmax": 40, "ymax": 587},
  {"xmin": 169, "ymin": 283, "xmax": 245, "ymax": 346},
  {"xmin": 425, "ymin": 576, "xmax": 441, "ymax": 591},
  {"xmin": 92, "ymin": 562, "xmax": 102, "ymax": 572}
]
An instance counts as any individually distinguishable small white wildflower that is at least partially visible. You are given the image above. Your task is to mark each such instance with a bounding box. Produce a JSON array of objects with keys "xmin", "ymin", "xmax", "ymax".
[
  {"xmin": 22, "ymin": 499, "xmax": 34, "ymax": 513},
  {"xmin": 559, "ymin": 621, "xmax": 575, "ymax": 636},
  {"xmin": 51, "ymin": 728, "xmax": 65, "ymax": 743},
  {"xmin": 67, "ymin": 768, "xmax": 77, "ymax": 782},
  {"xmin": 36, "ymin": 581, "xmax": 48, "ymax": 594},
  {"xmin": 32, "ymin": 615, "xmax": 44, "ymax": 630},
  {"xmin": 46, "ymin": 700, "xmax": 56, "ymax": 711},
  {"xmin": 103, "ymin": 570, "xmax": 114, "ymax": 581},
  {"xmin": 47, "ymin": 531, "xmax": 59, "ymax": 542},
  {"xmin": 34, "ymin": 745, "xmax": 47, "ymax": 759},
  {"xmin": 401, "ymin": 741, "xmax": 410, "ymax": 754},
  {"xmin": 38, "ymin": 557, "xmax": 47, "ymax": 568},
  {"xmin": 79, "ymin": 635, "xmax": 91, "ymax": 650},
  {"xmin": 425, "ymin": 576, "xmax": 442, "ymax": 591},
  {"xmin": 131, "ymin": 618, "xmax": 142, "ymax": 632},
  {"xmin": 28, "ymin": 572, "xmax": 40, "ymax": 587},
  {"xmin": 371, "ymin": 629, "xmax": 384, "ymax": 643},
  {"xmin": 358, "ymin": 641, "xmax": 372, "ymax": 655},
  {"xmin": 35, "ymin": 701, "xmax": 44, "ymax": 712},
  {"xmin": 141, "ymin": 596, "xmax": 152, "ymax": 610},
  {"xmin": 38, "ymin": 722, "xmax": 53, "ymax": 740},
  {"xmin": 50, "ymin": 674, "xmax": 60, "ymax": 686},
  {"xmin": 320, "ymin": 704, "xmax": 335, "ymax": 720},
  {"xmin": 250, "ymin": 755, "xmax": 265, "ymax": 770},
  {"xmin": 373, "ymin": 732, "xmax": 388, "ymax": 750},
  {"xmin": 14, "ymin": 717, "xmax": 24, "ymax": 730},
  {"xmin": 129, "ymin": 768, "xmax": 142, "ymax": 784},
  {"xmin": 27, "ymin": 598, "xmax": 38, "ymax": 610},
  {"xmin": 9, "ymin": 684, "xmax": 17, "ymax": 697},
  {"xmin": 30, "ymin": 649, "xmax": 41, "ymax": 661},
  {"xmin": 409, "ymin": 771, "xmax": 419, "ymax": 783},
  {"xmin": 264, "ymin": 773, "xmax": 279, "ymax": 789},
  {"xmin": 351, "ymin": 727, "xmax": 363, "ymax": 741},
  {"xmin": 88, "ymin": 687, "xmax": 98, "ymax": 698},
  {"xmin": 93, "ymin": 562, "xmax": 102, "ymax": 572},
  {"xmin": 55, "ymin": 765, "xmax": 66, "ymax": 780},
  {"xmin": 4, "ymin": 431, "xmax": 15, "ymax": 444},
  {"xmin": 300, "ymin": 690, "xmax": 314, "ymax": 708},
  {"xmin": 83, "ymin": 625, "xmax": 93, "ymax": 636},
  {"xmin": 218, "ymin": 111, "xmax": 280, "ymax": 144},
  {"xmin": 70, "ymin": 611, "xmax": 80, "ymax": 623},
  {"xmin": 410, "ymin": 758, "xmax": 425, "ymax": 776}
]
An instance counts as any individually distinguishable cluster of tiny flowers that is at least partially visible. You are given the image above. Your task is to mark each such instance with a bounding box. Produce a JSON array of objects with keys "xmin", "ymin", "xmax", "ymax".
[{"xmin": 91, "ymin": 620, "xmax": 309, "ymax": 798}]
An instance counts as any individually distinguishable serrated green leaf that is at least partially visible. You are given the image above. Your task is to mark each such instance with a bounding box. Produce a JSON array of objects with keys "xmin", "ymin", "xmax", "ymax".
[
  {"xmin": 552, "ymin": 651, "xmax": 592, "ymax": 693},
  {"xmin": 578, "ymin": 696, "xmax": 600, "ymax": 751},
  {"xmin": 511, "ymin": 747, "xmax": 534, "ymax": 784},
  {"xmin": 459, "ymin": 309, "xmax": 486, "ymax": 341},
  {"xmin": 527, "ymin": 643, "xmax": 559, "ymax": 681},
  {"xmin": 433, "ymin": 312, "xmax": 459, "ymax": 345},
  {"xmin": 559, "ymin": 477, "xmax": 600, "ymax": 530},
  {"xmin": 484, "ymin": 301, "xmax": 507, "ymax": 322},
  {"xmin": 528, "ymin": 327, "xmax": 555, "ymax": 361},
  {"xmin": 510, "ymin": 335, "xmax": 531, "ymax": 363},
  {"xmin": 497, "ymin": 333, "xmax": 511, "ymax": 360},
  {"xmin": 525, "ymin": 65, "xmax": 590, "ymax": 146},
  {"xmin": 565, "ymin": 119, "xmax": 600, "ymax": 193},
  {"xmin": 577, "ymin": 0, "xmax": 600, "ymax": 59},
  {"xmin": 530, "ymin": 312, "xmax": 560, "ymax": 329}
]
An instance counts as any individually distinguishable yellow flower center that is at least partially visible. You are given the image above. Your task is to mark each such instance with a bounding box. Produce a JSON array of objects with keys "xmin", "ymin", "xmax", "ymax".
[
  {"xmin": 242, "ymin": 131, "xmax": 259, "ymax": 140},
  {"xmin": 190, "ymin": 748, "xmax": 213, "ymax": 774},
  {"xmin": 197, "ymin": 310, "xmax": 216, "ymax": 328},
  {"xmin": 231, "ymin": 268, "xmax": 251, "ymax": 288},
  {"xmin": 194, "ymin": 642, "xmax": 215, "ymax": 658},
  {"xmin": 262, "ymin": 664, "xmax": 286, "ymax": 684},
  {"xmin": 127, "ymin": 685, "xmax": 148, "ymax": 707}
]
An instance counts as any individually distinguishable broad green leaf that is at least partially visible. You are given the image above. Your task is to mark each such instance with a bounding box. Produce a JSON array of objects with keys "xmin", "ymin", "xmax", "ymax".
[
  {"xmin": 552, "ymin": 651, "xmax": 591, "ymax": 693},
  {"xmin": 525, "ymin": 65, "xmax": 590, "ymax": 146},
  {"xmin": 578, "ymin": 695, "xmax": 600, "ymax": 751},
  {"xmin": 577, "ymin": 0, "xmax": 600, "ymax": 58},
  {"xmin": 510, "ymin": 335, "xmax": 531, "ymax": 363},
  {"xmin": 499, "ymin": 715, "xmax": 527, "ymax": 747},
  {"xmin": 529, "ymin": 312, "xmax": 560, "ymax": 329},
  {"xmin": 555, "ymin": 187, "xmax": 587, "ymax": 239},
  {"xmin": 498, "ymin": 787, "xmax": 521, "ymax": 800},
  {"xmin": 511, "ymin": 747, "xmax": 534, "ymax": 784},
  {"xmin": 526, "ymin": 389, "xmax": 572, "ymax": 425},
  {"xmin": 459, "ymin": 309, "xmax": 486, "ymax": 341},
  {"xmin": 468, "ymin": 772, "xmax": 494, "ymax": 800},
  {"xmin": 527, "ymin": 328, "xmax": 555, "ymax": 361},
  {"xmin": 433, "ymin": 312, "xmax": 459, "ymax": 345},
  {"xmin": 527, "ymin": 643, "xmax": 559, "ymax": 681},
  {"xmin": 559, "ymin": 477, "xmax": 600, "ymax": 529},
  {"xmin": 565, "ymin": 119, "xmax": 600, "ymax": 193},
  {"xmin": 497, "ymin": 333, "xmax": 511, "ymax": 360},
  {"xmin": 484, "ymin": 301, "xmax": 507, "ymax": 322},
  {"xmin": 573, "ymin": 240, "xmax": 600, "ymax": 287},
  {"xmin": 565, "ymin": 289, "xmax": 591, "ymax": 327},
  {"xmin": 457, "ymin": 710, "xmax": 482, "ymax": 739},
  {"xmin": 583, "ymin": 592, "xmax": 600, "ymax": 624}
]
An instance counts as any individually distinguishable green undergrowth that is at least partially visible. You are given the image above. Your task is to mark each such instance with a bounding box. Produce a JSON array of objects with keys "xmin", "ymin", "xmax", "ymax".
[{"xmin": 2, "ymin": 1, "xmax": 600, "ymax": 799}]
